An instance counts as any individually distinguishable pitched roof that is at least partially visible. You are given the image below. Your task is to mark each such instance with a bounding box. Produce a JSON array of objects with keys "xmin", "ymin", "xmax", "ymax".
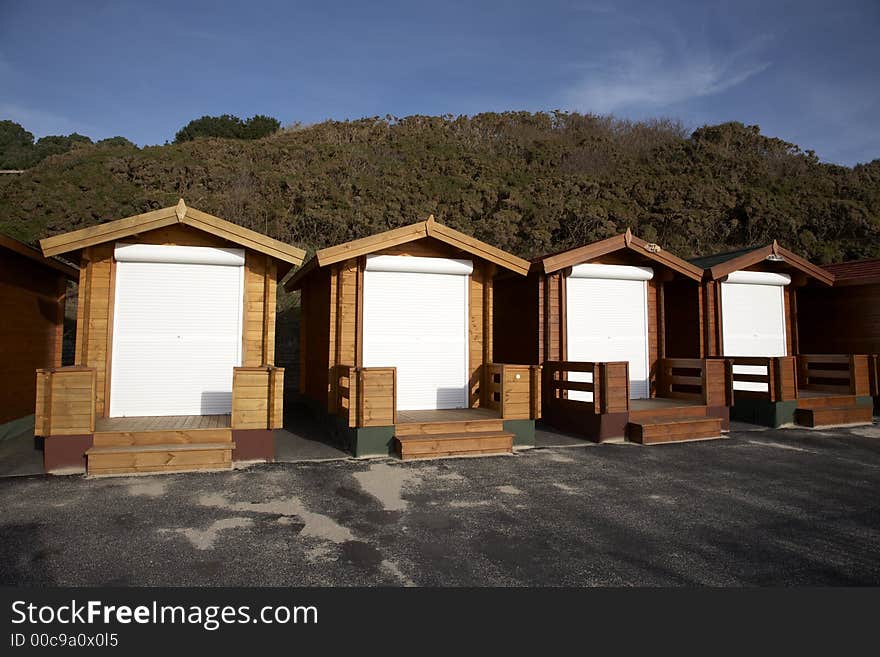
[
  {"xmin": 284, "ymin": 215, "xmax": 530, "ymax": 290},
  {"xmin": 536, "ymin": 229, "xmax": 703, "ymax": 281},
  {"xmin": 0, "ymin": 233, "xmax": 78, "ymax": 279},
  {"xmin": 39, "ymin": 199, "xmax": 306, "ymax": 266},
  {"xmin": 690, "ymin": 241, "xmax": 834, "ymax": 286},
  {"xmin": 823, "ymin": 258, "xmax": 880, "ymax": 286}
]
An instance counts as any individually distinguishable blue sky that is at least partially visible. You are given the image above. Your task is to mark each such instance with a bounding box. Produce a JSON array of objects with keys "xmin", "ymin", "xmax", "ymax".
[{"xmin": 1, "ymin": 0, "xmax": 878, "ymax": 165}]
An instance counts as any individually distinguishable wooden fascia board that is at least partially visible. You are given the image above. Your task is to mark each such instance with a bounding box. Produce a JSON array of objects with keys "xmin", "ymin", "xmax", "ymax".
[
  {"xmin": 282, "ymin": 256, "xmax": 318, "ymax": 291},
  {"xmin": 40, "ymin": 207, "xmax": 179, "ymax": 257},
  {"xmin": 315, "ymin": 222, "xmax": 429, "ymax": 267},
  {"xmin": 39, "ymin": 201, "xmax": 306, "ymax": 267},
  {"xmin": 540, "ymin": 234, "xmax": 627, "ymax": 274},
  {"xmin": 707, "ymin": 245, "xmax": 774, "ymax": 280},
  {"xmin": 0, "ymin": 234, "xmax": 79, "ymax": 279},
  {"xmin": 182, "ymin": 207, "xmax": 305, "ymax": 265},
  {"xmin": 627, "ymin": 236, "xmax": 703, "ymax": 280},
  {"xmin": 707, "ymin": 243, "xmax": 834, "ymax": 286},
  {"xmin": 774, "ymin": 245, "xmax": 834, "ymax": 286},
  {"xmin": 426, "ymin": 222, "xmax": 530, "ymax": 275}
]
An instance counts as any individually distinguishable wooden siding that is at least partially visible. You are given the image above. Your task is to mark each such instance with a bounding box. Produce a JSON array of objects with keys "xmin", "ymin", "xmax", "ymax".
[
  {"xmin": 243, "ymin": 252, "xmax": 277, "ymax": 367},
  {"xmin": 299, "ymin": 267, "xmax": 331, "ymax": 404},
  {"xmin": 0, "ymin": 248, "xmax": 67, "ymax": 424},
  {"xmin": 492, "ymin": 274, "xmax": 540, "ymax": 365},
  {"xmin": 663, "ymin": 280, "xmax": 702, "ymax": 358},
  {"xmin": 484, "ymin": 363, "xmax": 541, "ymax": 420},
  {"xmin": 34, "ymin": 367, "xmax": 96, "ymax": 436},
  {"xmin": 797, "ymin": 283, "xmax": 880, "ymax": 355},
  {"xmin": 356, "ymin": 367, "xmax": 396, "ymax": 427},
  {"xmin": 232, "ymin": 367, "xmax": 284, "ymax": 429}
]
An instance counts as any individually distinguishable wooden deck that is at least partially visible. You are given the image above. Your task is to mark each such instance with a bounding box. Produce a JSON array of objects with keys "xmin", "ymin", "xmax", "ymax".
[
  {"xmin": 95, "ymin": 414, "xmax": 231, "ymax": 432},
  {"xmin": 629, "ymin": 398, "xmax": 704, "ymax": 412},
  {"xmin": 396, "ymin": 408, "xmax": 500, "ymax": 424}
]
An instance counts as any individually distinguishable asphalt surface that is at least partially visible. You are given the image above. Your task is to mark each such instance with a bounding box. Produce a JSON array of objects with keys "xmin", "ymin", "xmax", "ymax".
[{"xmin": 2, "ymin": 422, "xmax": 879, "ymax": 586}]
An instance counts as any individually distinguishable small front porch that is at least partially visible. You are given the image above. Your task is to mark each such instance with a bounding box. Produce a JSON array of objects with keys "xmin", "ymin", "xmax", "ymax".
[
  {"xmin": 542, "ymin": 358, "xmax": 731, "ymax": 444},
  {"xmin": 333, "ymin": 363, "xmax": 541, "ymax": 459}
]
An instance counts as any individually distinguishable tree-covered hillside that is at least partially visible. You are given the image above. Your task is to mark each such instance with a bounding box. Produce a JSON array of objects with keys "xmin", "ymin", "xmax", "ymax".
[{"xmin": 1, "ymin": 112, "xmax": 878, "ymax": 264}]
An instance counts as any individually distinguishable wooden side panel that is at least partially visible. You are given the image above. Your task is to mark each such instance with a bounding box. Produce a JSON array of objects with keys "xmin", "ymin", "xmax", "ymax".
[
  {"xmin": 500, "ymin": 364, "xmax": 532, "ymax": 419},
  {"xmin": 784, "ymin": 286, "xmax": 793, "ymax": 356},
  {"xmin": 243, "ymin": 252, "xmax": 267, "ymax": 367},
  {"xmin": 232, "ymin": 367, "xmax": 284, "ymax": 429},
  {"xmin": 34, "ymin": 371, "xmax": 50, "ymax": 436},
  {"xmin": 703, "ymin": 359, "xmax": 730, "ymax": 407},
  {"xmin": 358, "ymin": 367, "xmax": 396, "ymax": 427},
  {"xmin": 797, "ymin": 284, "xmax": 880, "ymax": 355},
  {"xmin": 300, "ymin": 268, "xmax": 331, "ymax": 408},
  {"xmin": 493, "ymin": 274, "xmax": 540, "ymax": 365},
  {"xmin": 337, "ymin": 259, "xmax": 358, "ymax": 367},
  {"xmin": 83, "ymin": 244, "xmax": 113, "ymax": 417},
  {"xmin": 850, "ymin": 355, "xmax": 870, "ymax": 397},
  {"xmin": 601, "ymin": 362, "xmax": 630, "ymax": 413},
  {"xmin": 704, "ymin": 282, "xmax": 719, "ymax": 357},
  {"xmin": 545, "ymin": 273, "xmax": 563, "ymax": 362},
  {"xmin": 0, "ymin": 248, "xmax": 68, "ymax": 424},
  {"xmin": 38, "ymin": 368, "xmax": 95, "ymax": 436},
  {"xmin": 647, "ymin": 278, "xmax": 659, "ymax": 396},
  {"xmin": 775, "ymin": 356, "xmax": 798, "ymax": 401},
  {"xmin": 469, "ymin": 263, "xmax": 485, "ymax": 407}
]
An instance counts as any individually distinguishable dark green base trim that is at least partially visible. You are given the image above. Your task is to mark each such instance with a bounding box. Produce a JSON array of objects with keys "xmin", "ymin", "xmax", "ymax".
[
  {"xmin": 730, "ymin": 398, "xmax": 797, "ymax": 428},
  {"xmin": 855, "ymin": 395, "xmax": 874, "ymax": 409},
  {"xmin": 351, "ymin": 426, "xmax": 396, "ymax": 457},
  {"xmin": 504, "ymin": 419, "xmax": 535, "ymax": 447}
]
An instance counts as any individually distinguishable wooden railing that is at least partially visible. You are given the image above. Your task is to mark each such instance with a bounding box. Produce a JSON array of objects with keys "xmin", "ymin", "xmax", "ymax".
[
  {"xmin": 728, "ymin": 356, "xmax": 797, "ymax": 402},
  {"xmin": 484, "ymin": 363, "xmax": 541, "ymax": 420},
  {"xmin": 870, "ymin": 355, "xmax": 879, "ymax": 398},
  {"xmin": 797, "ymin": 354, "xmax": 872, "ymax": 396},
  {"xmin": 335, "ymin": 365, "xmax": 397, "ymax": 428},
  {"xmin": 232, "ymin": 366, "xmax": 284, "ymax": 430},
  {"xmin": 657, "ymin": 358, "xmax": 731, "ymax": 407},
  {"xmin": 543, "ymin": 361, "xmax": 629, "ymax": 415},
  {"xmin": 34, "ymin": 367, "xmax": 96, "ymax": 437}
]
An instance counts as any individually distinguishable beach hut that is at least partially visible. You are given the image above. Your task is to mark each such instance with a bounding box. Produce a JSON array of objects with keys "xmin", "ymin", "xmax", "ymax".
[
  {"xmin": 494, "ymin": 230, "xmax": 731, "ymax": 444},
  {"xmin": 797, "ymin": 257, "xmax": 880, "ymax": 411},
  {"xmin": 692, "ymin": 241, "xmax": 872, "ymax": 427},
  {"xmin": 34, "ymin": 200, "xmax": 305, "ymax": 474},
  {"xmin": 285, "ymin": 215, "xmax": 538, "ymax": 459},
  {"xmin": 0, "ymin": 234, "xmax": 77, "ymax": 439}
]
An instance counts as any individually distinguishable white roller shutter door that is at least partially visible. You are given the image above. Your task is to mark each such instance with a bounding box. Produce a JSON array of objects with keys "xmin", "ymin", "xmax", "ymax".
[
  {"xmin": 109, "ymin": 244, "xmax": 244, "ymax": 417},
  {"xmin": 565, "ymin": 264, "xmax": 653, "ymax": 400},
  {"xmin": 721, "ymin": 270, "xmax": 790, "ymax": 392},
  {"xmin": 362, "ymin": 255, "xmax": 471, "ymax": 411}
]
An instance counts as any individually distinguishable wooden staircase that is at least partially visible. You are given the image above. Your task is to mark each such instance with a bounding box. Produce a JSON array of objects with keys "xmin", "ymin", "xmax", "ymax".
[
  {"xmin": 627, "ymin": 404, "xmax": 724, "ymax": 445},
  {"xmin": 793, "ymin": 394, "xmax": 873, "ymax": 428},
  {"xmin": 394, "ymin": 417, "xmax": 513, "ymax": 460},
  {"xmin": 86, "ymin": 429, "xmax": 235, "ymax": 476}
]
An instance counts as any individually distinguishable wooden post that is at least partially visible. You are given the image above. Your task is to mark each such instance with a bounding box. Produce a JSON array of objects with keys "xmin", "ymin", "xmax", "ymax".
[{"xmin": 267, "ymin": 366, "xmax": 276, "ymax": 429}]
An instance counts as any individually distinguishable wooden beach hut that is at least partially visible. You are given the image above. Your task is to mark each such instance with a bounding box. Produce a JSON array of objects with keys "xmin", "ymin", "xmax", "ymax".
[
  {"xmin": 692, "ymin": 241, "xmax": 873, "ymax": 427},
  {"xmin": 494, "ymin": 230, "xmax": 732, "ymax": 444},
  {"xmin": 0, "ymin": 234, "xmax": 78, "ymax": 439},
  {"xmin": 285, "ymin": 215, "xmax": 539, "ymax": 459},
  {"xmin": 797, "ymin": 257, "xmax": 880, "ymax": 411},
  {"xmin": 34, "ymin": 199, "xmax": 305, "ymax": 474}
]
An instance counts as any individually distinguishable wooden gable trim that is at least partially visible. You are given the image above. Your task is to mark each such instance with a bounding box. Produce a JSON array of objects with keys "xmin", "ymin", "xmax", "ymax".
[
  {"xmin": 706, "ymin": 240, "xmax": 834, "ymax": 286},
  {"xmin": 540, "ymin": 229, "xmax": 703, "ymax": 280},
  {"xmin": 310, "ymin": 215, "xmax": 531, "ymax": 276},
  {"xmin": 39, "ymin": 199, "xmax": 306, "ymax": 266},
  {"xmin": 0, "ymin": 233, "xmax": 79, "ymax": 279}
]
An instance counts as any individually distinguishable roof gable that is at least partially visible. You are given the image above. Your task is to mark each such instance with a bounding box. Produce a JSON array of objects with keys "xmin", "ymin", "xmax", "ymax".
[
  {"xmin": 0, "ymin": 233, "xmax": 78, "ymax": 279},
  {"xmin": 695, "ymin": 241, "xmax": 834, "ymax": 285},
  {"xmin": 538, "ymin": 229, "xmax": 703, "ymax": 281},
  {"xmin": 285, "ymin": 215, "xmax": 530, "ymax": 290},
  {"xmin": 39, "ymin": 199, "xmax": 305, "ymax": 266}
]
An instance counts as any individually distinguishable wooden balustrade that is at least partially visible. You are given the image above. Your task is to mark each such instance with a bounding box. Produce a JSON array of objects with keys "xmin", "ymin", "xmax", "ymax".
[
  {"xmin": 335, "ymin": 365, "xmax": 396, "ymax": 428},
  {"xmin": 484, "ymin": 363, "xmax": 541, "ymax": 420},
  {"xmin": 658, "ymin": 358, "xmax": 732, "ymax": 406},
  {"xmin": 232, "ymin": 366, "xmax": 284, "ymax": 430},
  {"xmin": 728, "ymin": 356, "xmax": 797, "ymax": 401},
  {"xmin": 798, "ymin": 354, "xmax": 871, "ymax": 396},
  {"xmin": 543, "ymin": 361, "xmax": 629, "ymax": 415},
  {"xmin": 34, "ymin": 367, "xmax": 96, "ymax": 437}
]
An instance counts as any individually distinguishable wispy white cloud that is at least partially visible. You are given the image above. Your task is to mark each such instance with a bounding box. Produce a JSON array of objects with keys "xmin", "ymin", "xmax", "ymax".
[{"xmin": 564, "ymin": 35, "xmax": 772, "ymax": 114}]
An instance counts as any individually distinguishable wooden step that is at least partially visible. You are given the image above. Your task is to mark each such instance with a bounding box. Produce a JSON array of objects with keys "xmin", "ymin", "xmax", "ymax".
[
  {"xmin": 395, "ymin": 418, "xmax": 504, "ymax": 437},
  {"xmin": 92, "ymin": 428, "xmax": 232, "ymax": 447},
  {"xmin": 395, "ymin": 431, "xmax": 513, "ymax": 460},
  {"xmin": 796, "ymin": 394, "xmax": 857, "ymax": 410},
  {"xmin": 86, "ymin": 442, "xmax": 234, "ymax": 476},
  {"xmin": 627, "ymin": 416, "xmax": 723, "ymax": 445},
  {"xmin": 793, "ymin": 405, "xmax": 872, "ymax": 428},
  {"xmin": 628, "ymin": 404, "xmax": 710, "ymax": 422}
]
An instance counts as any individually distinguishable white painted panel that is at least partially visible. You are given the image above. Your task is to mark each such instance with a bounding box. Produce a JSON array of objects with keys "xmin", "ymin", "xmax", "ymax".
[
  {"xmin": 569, "ymin": 263, "xmax": 654, "ymax": 281},
  {"xmin": 366, "ymin": 254, "xmax": 473, "ymax": 276},
  {"xmin": 115, "ymin": 243, "xmax": 245, "ymax": 266},
  {"xmin": 721, "ymin": 281, "xmax": 787, "ymax": 359},
  {"xmin": 724, "ymin": 270, "xmax": 791, "ymax": 286},
  {"xmin": 362, "ymin": 257, "xmax": 469, "ymax": 410},
  {"xmin": 109, "ymin": 248, "xmax": 243, "ymax": 417},
  {"xmin": 566, "ymin": 274, "xmax": 650, "ymax": 400}
]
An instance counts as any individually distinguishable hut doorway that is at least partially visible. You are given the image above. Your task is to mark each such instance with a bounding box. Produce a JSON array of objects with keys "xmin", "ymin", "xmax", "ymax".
[
  {"xmin": 108, "ymin": 244, "xmax": 245, "ymax": 417},
  {"xmin": 362, "ymin": 255, "xmax": 471, "ymax": 411},
  {"xmin": 565, "ymin": 264, "xmax": 653, "ymax": 400}
]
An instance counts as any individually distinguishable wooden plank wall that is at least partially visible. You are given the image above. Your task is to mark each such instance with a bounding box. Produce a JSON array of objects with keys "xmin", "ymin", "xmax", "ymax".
[
  {"xmin": 543, "ymin": 272, "xmax": 563, "ymax": 362},
  {"xmin": 0, "ymin": 249, "xmax": 68, "ymax": 424},
  {"xmin": 797, "ymin": 284, "xmax": 880, "ymax": 355},
  {"xmin": 243, "ymin": 252, "xmax": 277, "ymax": 367},
  {"xmin": 232, "ymin": 367, "xmax": 284, "ymax": 429},
  {"xmin": 34, "ymin": 367, "xmax": 95, "ymax": 436},
  {"xmin": 492, "ymin": 274, "xmax": 540, "ymax": 365},
  {"xmin": 357, "ymin": 367, "xmax": 396, "ymax": 426},
  {"xmin": 300, "ymin": 268, "xmax": 331, "ymax": 406}
]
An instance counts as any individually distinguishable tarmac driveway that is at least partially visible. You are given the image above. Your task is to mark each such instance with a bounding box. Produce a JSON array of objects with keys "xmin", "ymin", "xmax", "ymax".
[{"xmin": 1, "ymin": 422, "xmax": 879, "ymax": 586}]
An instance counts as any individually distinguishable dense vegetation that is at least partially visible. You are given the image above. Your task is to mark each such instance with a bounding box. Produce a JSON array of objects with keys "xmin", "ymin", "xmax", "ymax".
[
  {"xmin": 1, "ymin": 112, "xmax": 878, "ymax": 265},
  {"xmin": 173, "ymin": 114, "xmax": 281, "ymax": 143},
  {"xmin": 0, "ymin": 120, "xmax": 134, "ymax": 169}
]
